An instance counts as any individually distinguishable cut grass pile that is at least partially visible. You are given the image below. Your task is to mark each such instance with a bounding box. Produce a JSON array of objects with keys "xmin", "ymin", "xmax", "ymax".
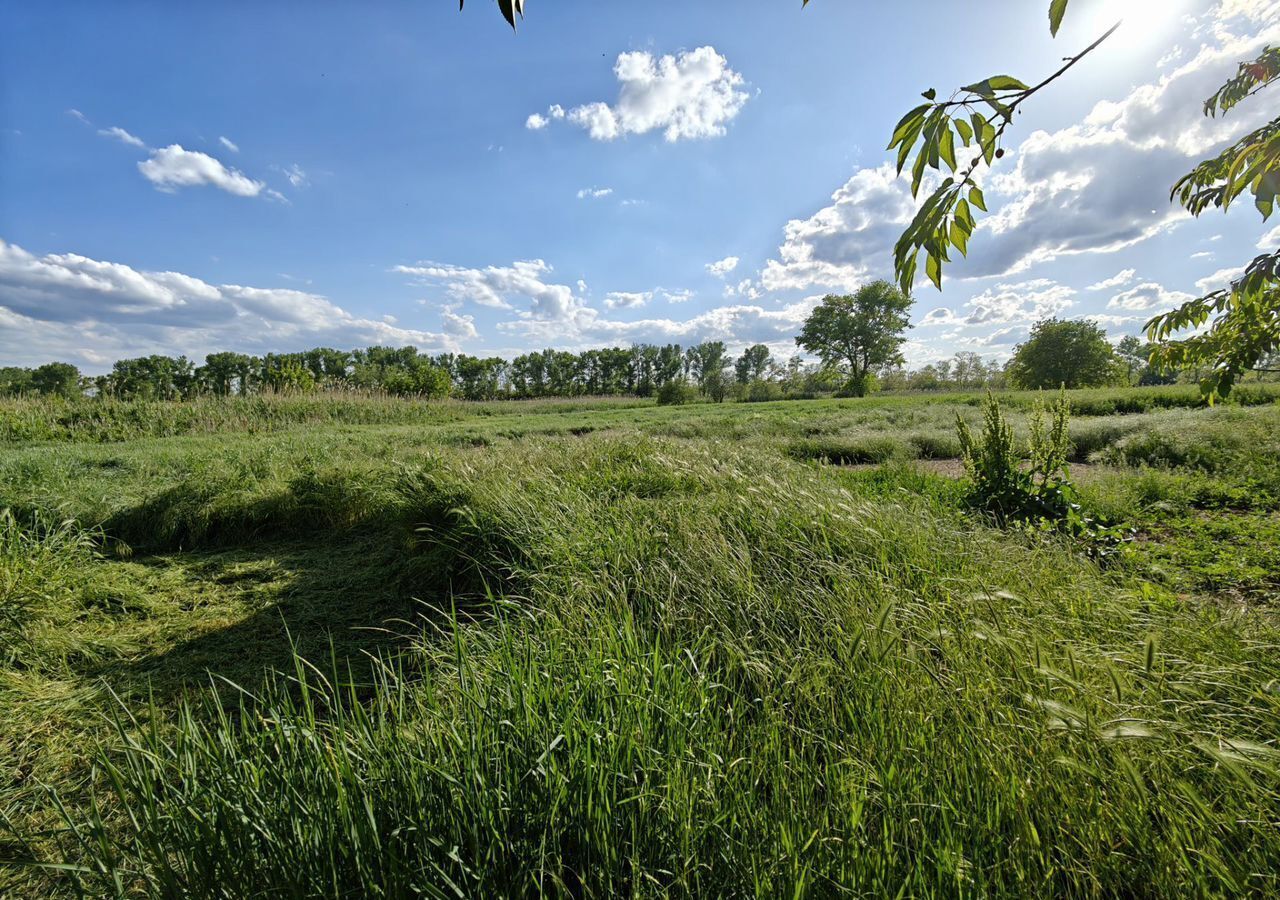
[{"xmin": 2, "ymin": 389, "xmax": 1279, "ymax": 896}]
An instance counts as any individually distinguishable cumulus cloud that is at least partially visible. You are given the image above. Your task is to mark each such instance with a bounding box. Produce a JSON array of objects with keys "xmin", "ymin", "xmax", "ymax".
[
  {"xmin": 1195, "ymin": 264, "xmax": 1246, "ymax": 293},
  {"xmin": 395, "ymin": 259, "xmax": 582, "ymax": 320},
  {"xmin": 441, "ymin": 309, "xmax": 479, "ymax": 339},
  {"xmin": 1107, "ymin": 281, "xmax": 1194, "ymax": 311},
  {"xmin": 138, "ymin": 145, "xmax": 265, "ymax": 197},
  {"xmin": 98, "ymin": 126, "xmax": 145, "ymax": 147},
  {"xmin": 502, "ymin": 297, "xmax": 817, "ymax": 359},
  {"xmin": 219, "ymin": 136, "xmax": 240, "ymax": 153},
  {"xmin": 970, "ymin": 7, "xmax": 1279, "ymax": 277},
  {"xmin": 760, "ymin": 164, "xmax": 917, "ymax": 293},
  {"xmin": 754, "ymin": 3, "xmax": 1279, "ymax": 295},
  {"xmin": 541, "ymin": 47, "xmax": 749, "ymax": 142},
  {"xmin": 706, "ymin": 256, "xmax": 740, "ymax": 278},
  {"xmin": 919, "ymin": 279, "xmax": 1076, "ymax": 333},
  {"xmin": 526, "ymin": 104, "xmax": 566, "ymax": 130},
  {"xmin": 0, "ymin": 238, "xmax": 451, "ymax": 368},
  {"xmin": 1087, "ymin": 269, "xmax": 1138, "ymax": 291},
  {"xmin": 1259, "ymin": 223, "xmax": 1280, "ymax": 250},
  {"xmin": 577, "ymin": 187, "xmax": 613, "ymax": 199},
  {"xmin": 604, "ymin": 291, "xmax": 651, "ymax": 309}
]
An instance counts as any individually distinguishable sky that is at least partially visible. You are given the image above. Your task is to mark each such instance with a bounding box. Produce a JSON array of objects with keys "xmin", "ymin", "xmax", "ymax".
[{"xmin": 1, "ymin": 0, "xmax": 1278, "ymax": 373}]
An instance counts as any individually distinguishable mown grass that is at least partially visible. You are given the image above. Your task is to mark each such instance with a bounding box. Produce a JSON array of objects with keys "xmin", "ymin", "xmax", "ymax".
[{"xmin": 2, "ymin": 389, "xmax": 1280, "ymax": 897}]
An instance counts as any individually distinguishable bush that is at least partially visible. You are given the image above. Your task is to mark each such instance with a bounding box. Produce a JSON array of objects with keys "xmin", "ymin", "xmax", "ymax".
[
  {"xmin": 957, "ymin": 392, "xmax": 1127, "ymax": 555},
  {"xmin": 835, "ymin": 373, "xmax": 879, "ymax": 398},
  {"xmin": 744, "ymin": 381, "xmax": 783, "ymax": 403},
  {"xmin": 656, "ymin": 382, "xmax": 698, "ymax": 406}
]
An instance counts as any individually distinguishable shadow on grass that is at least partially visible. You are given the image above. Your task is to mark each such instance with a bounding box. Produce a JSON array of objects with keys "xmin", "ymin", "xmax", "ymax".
[{"xmin": 89, "ymin": 528, "xmax": 429, "ymax": 703}]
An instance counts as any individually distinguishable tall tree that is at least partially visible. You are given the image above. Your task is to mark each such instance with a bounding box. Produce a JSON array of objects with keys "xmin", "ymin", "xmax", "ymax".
[
  {"xmin": 1008, "ymin": 319, "xmax": 1117, "ymax": 390},
  {"xmin": 796, "ymin": 281, "xmax": 913, "ymax": 395},
  {"xmin": 734, "ymin": 345, "xmax": 772, "ymax": 385},
  {"xmin": 30, "ymin": 362, "xmax": 82, "ymax": 399}
]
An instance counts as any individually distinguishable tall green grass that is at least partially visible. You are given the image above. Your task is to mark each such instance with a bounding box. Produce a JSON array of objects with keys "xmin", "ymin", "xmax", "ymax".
[{"xmin": 28, "ymin": 439, "xmax": 1280, "ymax": 897}]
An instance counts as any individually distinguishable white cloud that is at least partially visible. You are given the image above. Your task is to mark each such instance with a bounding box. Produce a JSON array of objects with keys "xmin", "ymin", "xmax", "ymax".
[
  {"xmin": 395, "ymin": 259, "xmax": 581, "ymax": 320},
  {"xmin": 604, "ymin": 291, "xmax": 651, "ymax": 309},
  {"xmin": 219, "ymin": 136, "xmax": 240, "ymax": 153},
  {"xmin": 67, "ymin": 108, "xmax": 89, "ymax": 124},
  {"xmin": 1196, "ymin": 264, "xmax": 1246, "ymax": 293},
  {"xmin": 502, "ymin": 296, "xmax": 818, "ymax": 358},
  {"xmin": 706, "ymin": 255, "xmax": 740, "ymax": 278},
  {"xmin": 282, "ymin": 164, "xmax": 308, "ymax": 188},
  {"xmin": 760, "ymin": 164, "xmax": 917, "ymax": 293},
  {"xmin": 960, "ymin": 279, "xmax": 1076, "ymax": 325},
  {"xmin": 1087, "ymin": 269, "xmax": 1137, "ymax": 291},
  {"xmin": 1086, "ymin": 313, "xmax": 1150, "ymax": 328},
  {"xmin": 1107, "ymin": 281, "xmax": 1194, "ymax": 311},
  {"xmin": 441, "ymin": 309, "xmax": 479, "ymax": 339},
  {"xmin": 1259, "ymin": 223, "xmax": 1280, "ymax": 250},
  {"xmin": 754, "ymin": 5, "xmax": 1280, "ymax": 295},
  {"xmin": 526, "ymin": 105, "xmax": 567, "ymax": 131},
  {"xmin": 577, "ymin": 187, "xmax": 613, "ymax": 199},
  {"xmin": 98, "ymin": 126, "xmax": 145, "ymax": 147},
  {"xmin": 970, "ymin": 10, "xmax": 1280, "ymax": 277},
  {"xmin": 138, "ymin": 145, "xmax": 265, "ymax": 197},
  {"xmin": 0, "ymin": 238, "xmax": 452, "ymax": 368},
  {"xmin": 543, "ymin": 46, "xmax": 749, "ymax": 143}
]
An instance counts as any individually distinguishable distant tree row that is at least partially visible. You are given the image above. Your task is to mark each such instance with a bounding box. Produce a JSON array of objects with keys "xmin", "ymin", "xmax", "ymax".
[
  {"xmin": 0, "ymin": 342, "xmax": 834, "ymax": 403},
  {"xmin": 6, "ymin": 292, "xmax": 1269, "ymax": 403}
]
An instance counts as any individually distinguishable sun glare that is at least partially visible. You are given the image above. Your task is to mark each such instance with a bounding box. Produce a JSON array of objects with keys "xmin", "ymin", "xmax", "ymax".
[{"xmin": 1081, "ymin": 0, "xmax": 1189, "ymax": 49}]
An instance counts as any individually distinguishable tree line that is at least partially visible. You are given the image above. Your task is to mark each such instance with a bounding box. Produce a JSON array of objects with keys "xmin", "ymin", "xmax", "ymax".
[{"xmin": 4, "ymin": 283, "xmax": 1271, "ymax": 404}]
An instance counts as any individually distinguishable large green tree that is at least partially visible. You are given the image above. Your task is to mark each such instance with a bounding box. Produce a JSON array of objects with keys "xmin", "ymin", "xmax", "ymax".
[
  {"xmin": 1007, "ymin": 319, "xmax": 1117, "ymax": 390},
  {"xmin": 29, "ymin": 362, "xmax": 83, "ymax": 399},
  {"xmin": 796, "ymin": 281, "xmax": 913, "ymax": 394}
]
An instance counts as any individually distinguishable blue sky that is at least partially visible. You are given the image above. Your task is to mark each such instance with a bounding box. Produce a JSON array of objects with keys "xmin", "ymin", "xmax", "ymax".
[{"xmin": 2, "ymin": 0, "xmax": 1277, "ymax": 372}]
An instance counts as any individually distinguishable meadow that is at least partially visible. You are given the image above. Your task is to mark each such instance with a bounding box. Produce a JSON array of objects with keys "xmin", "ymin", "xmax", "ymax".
[{"xmin": 2, "ymin": 385, "xmax": 1279, "ymax": 897}]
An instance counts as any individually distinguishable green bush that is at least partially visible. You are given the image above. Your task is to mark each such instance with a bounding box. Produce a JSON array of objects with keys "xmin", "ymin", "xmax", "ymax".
[
  {"xmin": 744, "ymin": 380, "xmax": 783, "ymax": 403},
  {"xmin": 656, "ymin": 382, "xmax": 698, "ymax": 406},
  {"xmin": 957, "ymin": 392, "xmax": 1127, "ymax": 554}
]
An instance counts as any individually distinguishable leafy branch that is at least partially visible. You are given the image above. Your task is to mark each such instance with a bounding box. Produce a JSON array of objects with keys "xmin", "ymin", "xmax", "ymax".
[
  {"xmin": 1172, "ymin": 48, "xmax": 1280, "ymax": 219},
  {"xmin": 888, "ymin": 19, "xmax": 1120, "ymax": 293}
]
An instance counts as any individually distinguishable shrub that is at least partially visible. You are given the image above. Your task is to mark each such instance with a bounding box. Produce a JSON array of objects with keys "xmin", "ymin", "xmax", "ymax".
[
  {"xmin": 656, "ymin": 382, "xmax": 697, "ymax": 406},
  {"xmin": 744, "ymin": 381, "xmax": 783, "ymax": 403},
  {"xmin": 835, "ymin": 373, "xmax": 879, "ymax": 398},
  {"xmin": 957, "ymin": 392, "xmax": 1127, "ymax": 554}
]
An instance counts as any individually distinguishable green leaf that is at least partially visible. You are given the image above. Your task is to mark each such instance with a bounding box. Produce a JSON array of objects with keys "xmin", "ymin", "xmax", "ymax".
[
  {"xmin": 969, "ymin": 186, "xmax": 988, "ymax": 212},
  {"xmin": 962, "ymin": 75, "xmax": 1030, "ymax": 96},
  {"xmin": 922, "ymin": 88, "xmax": 937, "ymax": 101},
  {"xmin": 1049, "ymin": 0, "xmax": 1069, "ymax": 37},
  {"xmin": 940, "ymin": 127, "xmax": 957, "ymax": 171},
  {"xmin": 954, "ymin": 118, "xmax": 973, "ymax": 146},
  {"xmin": 888, "ymin": 104, "xmax": 931, "ymax": 150},
  {"xmin": 925, "ymin": 252, "xmax": 943, "ymax": 290}
]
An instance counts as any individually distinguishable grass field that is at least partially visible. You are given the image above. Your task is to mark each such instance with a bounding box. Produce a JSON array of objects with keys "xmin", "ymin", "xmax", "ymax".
[{"xmin": 3, "ymin": 386, "xmax": 1280, "ymax": 896}]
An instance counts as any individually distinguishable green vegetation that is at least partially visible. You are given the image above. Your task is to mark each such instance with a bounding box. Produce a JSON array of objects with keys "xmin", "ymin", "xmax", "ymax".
[
  {"xmin": 1008, "ymin": 319, "xmax": 1119, "ymax": 390},
  {"xmin": 2, "ymin": 387, "xmax": 1280, "ymax": 896},
  {"xmin": 796, "ymin": 281, "xmax": 913, "ymax": 396},
  {"xmin": 881, "ymin": 2, "xmax": 1278, "ymax": 398}
]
